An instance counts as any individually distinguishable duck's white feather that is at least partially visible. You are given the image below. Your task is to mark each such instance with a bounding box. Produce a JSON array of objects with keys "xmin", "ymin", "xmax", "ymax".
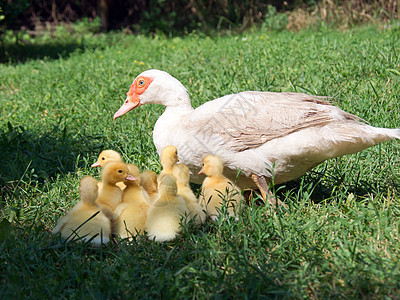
[
  {"xmin": 153, "ymin": 91, "xmax": 400, "ymax": 186},
  {"xmin": 121, "ymin": 70, "xmax": 400, "ymax": 188}
]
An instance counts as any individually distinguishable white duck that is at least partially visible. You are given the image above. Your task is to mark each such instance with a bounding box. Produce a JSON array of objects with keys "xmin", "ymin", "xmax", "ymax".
[{"xmin": 114, "ymin": 69, "xmax": 400, "ymax": 203}]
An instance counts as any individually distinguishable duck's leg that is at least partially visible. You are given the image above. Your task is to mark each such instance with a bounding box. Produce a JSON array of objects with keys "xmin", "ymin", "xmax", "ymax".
[{"xmin": 251, "ymin": 174, "xmax": 283, "ymax": 207}]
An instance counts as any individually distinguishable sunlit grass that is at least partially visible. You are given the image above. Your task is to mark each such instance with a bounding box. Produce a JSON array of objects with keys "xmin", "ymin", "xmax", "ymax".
[{"xmin": 1, "ymin": 25, "xmax": 400, "ymax": 297}]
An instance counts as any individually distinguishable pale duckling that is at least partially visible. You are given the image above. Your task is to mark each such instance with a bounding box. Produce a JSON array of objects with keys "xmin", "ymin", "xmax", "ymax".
[
  {"xmin": 172, "ymin": 163, "xmax": 206, "ymax": 224},
  {"xmin": 159, "ymin": 145, "xmax": 178, "ymax": 178},
  {"xmin": 91, "ymin": 149, "xmax": 126, "ymax": 191},
  {"xmin": 198, "ymin": 155, "xmax": 243, "ymax": 221},
  {"xmin": 146, "ymin": 174, "xmax": 189, "ymax": 242},
  {"xmin": 52, "ymin": 176, "xmax": 111, "ymax": 246},
  {"xmin": 96, "ymin": 162, "xmax": 136, "ymax": 219},
  {"xmin": 140, "ymin": 170, "xmax": 159, "ymax": 203},
  {"xmin": 113, "ymin": 164, "xmax": 151, "ymax": 239}
]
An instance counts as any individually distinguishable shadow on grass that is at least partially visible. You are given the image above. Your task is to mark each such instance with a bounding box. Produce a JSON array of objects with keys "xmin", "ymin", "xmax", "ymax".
[
  {"xmin": 0, "ymin": 40, "xmax": 88, "ymax": 64},
  {"xmin": 0, "ymin": 122, "xmax": 104, "ymax": 197},
  {"xmin": 275, "ymin": 168, "xmax": 400, "ymax": 204}
]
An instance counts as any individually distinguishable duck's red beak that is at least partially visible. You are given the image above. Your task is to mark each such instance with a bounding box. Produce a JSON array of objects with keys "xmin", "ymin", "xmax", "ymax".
[{"xmin": 114, "ymin": 94, "xmax": 141, "ymax": 120}]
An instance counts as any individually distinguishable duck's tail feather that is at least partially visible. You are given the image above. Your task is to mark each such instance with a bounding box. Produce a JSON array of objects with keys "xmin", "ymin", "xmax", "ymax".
[
  {"xmin": 388, "ymin": 128, "xmax": 400, "ymax": 140},
  {"xmin": 376, "ymin": 127, "xmax": 400, "ymax": 141}
]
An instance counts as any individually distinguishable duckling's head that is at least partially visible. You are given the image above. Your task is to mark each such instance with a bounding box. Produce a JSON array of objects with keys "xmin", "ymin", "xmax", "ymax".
[
  {"xmin": 172, "ymin": 163, "xmax": 190, "ymax": 186},
  {"xmin": 140, "ymin": 171, "xmax": 158, "ymax": 193},
  {"xmin": 198, "ymin": 155, "xmax": 224, "ymax": 177},
  {"xmin": 91, "ymin": 150, "xmax": 123, "ymax": 168},
  {"xmin": 102, "ymin": 162, "xmax": 136, "ymax": 185},
  {"xmin": 79, "ymin": 176, "xmax": 99, "ymax": 204},
  {"xmin": 125, "ymin": 164, "xmax": 140, "ymax": 186},
  {"xmin": 158, "ymin": 174, "xmax": 178, "ymax": 196},
  {"xmin": 160, "ymin": 145, "xmax": 178, "ymax": 170}
]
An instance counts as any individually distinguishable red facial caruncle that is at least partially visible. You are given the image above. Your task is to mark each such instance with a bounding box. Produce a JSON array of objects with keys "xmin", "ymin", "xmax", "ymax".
[{"xmin": 114, "ymin": 76, "xmax": 153, "ymax": 119}]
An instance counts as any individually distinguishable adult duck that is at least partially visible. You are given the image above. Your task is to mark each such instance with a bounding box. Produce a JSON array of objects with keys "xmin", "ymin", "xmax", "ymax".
[{"xmin": 114, "ymin": 69, "xmax": 400, "ymax": 203}]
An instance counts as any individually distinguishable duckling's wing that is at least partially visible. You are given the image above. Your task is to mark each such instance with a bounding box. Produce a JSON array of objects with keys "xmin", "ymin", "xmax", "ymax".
[
  {"xmin": 52, "ymin": 214, "xmax": 70, "ymax": 234},
  {"xmin": 187, "ymin": 92, "xmax": 361, "ymax": 151}
]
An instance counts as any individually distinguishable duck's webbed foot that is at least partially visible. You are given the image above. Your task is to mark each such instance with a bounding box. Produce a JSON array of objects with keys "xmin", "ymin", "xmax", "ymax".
[{"xmin": 251, "ymin": 174, "xmax": 284, "ymax": 207}]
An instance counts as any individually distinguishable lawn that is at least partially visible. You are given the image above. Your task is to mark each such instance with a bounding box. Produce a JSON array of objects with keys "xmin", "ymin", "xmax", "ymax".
[{"xmin": 1, "ymin": 25, "xmax": 400, "ymax": 298}]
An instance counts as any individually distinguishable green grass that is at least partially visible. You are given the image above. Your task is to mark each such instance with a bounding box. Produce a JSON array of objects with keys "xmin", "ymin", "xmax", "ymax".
[{"xmin": 1, "ymin": 25, "xmax": 400, "ymax": 298}]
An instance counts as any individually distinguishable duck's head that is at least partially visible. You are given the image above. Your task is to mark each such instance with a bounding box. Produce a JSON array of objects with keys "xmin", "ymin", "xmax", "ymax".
[
  {"xmin": 125, "ymin": 164, "xmax": 140, "ymax": 186},
  {"xmin": 140, "ymin": 171, "xmax": 158, "ymax": 193},
  {"xmin": 158, "ymin": 174, "xmax": 178, "ymax": 197},
  {"xmin": 91, "ymin": 150, "xmax": 122, "ymax": 168},
  {"xmin": 198, "ymin": 155, "xmax": 224, "ymax": 177},
  {"xmin": 114, "ymin": 69, "xmax": 191, "ymax": 119},
  {"xmin": 102, "ymin": 162, "xmax": 136, "ymax": 185},
  {"xmin": 172, "ymin": 163, "xmax": 190, "ymax": 186},
  {"xmin": 160, "ymin": 145, "xmax": 178, "ymax": 170},
  {"xmin": 79, "ymin": 176, "xmax": 99, "ymax": 204}
]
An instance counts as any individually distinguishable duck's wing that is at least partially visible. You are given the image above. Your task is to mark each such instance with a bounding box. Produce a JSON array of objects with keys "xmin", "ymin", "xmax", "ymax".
[
  {"xmin": 186, "ymin": 92, "xmax": 362, "ymax": 151},
  {"xmin": 52, "ymin": 214, "xmax": 70, "ymax": 234}
]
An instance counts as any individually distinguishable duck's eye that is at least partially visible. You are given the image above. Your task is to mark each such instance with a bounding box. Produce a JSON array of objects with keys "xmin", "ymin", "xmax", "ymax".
[
  {"xmin": 102, "ymin": 157, "xmax": 105, "ymax": 160},
  {"xmin": 138, "ymin": 79, "xmax": 145, "ymax": 87},
  {"xmin": 118, "ymin": 170, "xmax": 123, "ymax": 173}
]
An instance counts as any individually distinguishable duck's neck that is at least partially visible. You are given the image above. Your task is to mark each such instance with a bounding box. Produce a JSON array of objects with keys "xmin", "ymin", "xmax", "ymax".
[
  {"xmin": 204, "ymin": 174, "xmax": 225, "ymax": 185},
  {"xmin": 153, "ymin": 105, "xmax": 194, "ymax": 154},
  {"xmin": 125, "ymin": 182, "xmax": 139, "ymax": 189},
  {"xmin": 155, "ymin": 192, "xmax": 175, "ymax": 206},
  {"xmin": 164, "ymin": 103, "xmax": 194, "ymax": 113},
  {"xmin": 103, "ymin": 179, "xmax": 117, "ymax": 187}
]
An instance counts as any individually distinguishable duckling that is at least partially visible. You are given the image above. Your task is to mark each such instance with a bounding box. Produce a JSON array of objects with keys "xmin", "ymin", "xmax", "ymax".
[
  {"xmin": 91, "ymin": 150, "xmax": 126, "ymax": 191},
  {"xmin": 91, "ymin": 149, "xmax": 123, "ymax": 167},
  {"xmin": 198, "ymin": 155, "xmax": 243, "ymax": 221},
  {"xmin": 113, "ymin": 164, "xmax": 151, "ymax": 239},
  {"xmin": 172, "ymin": 163, "xmax": 206, "ymax": 224},
  {"xmin": 159, "ymin": 145, "xmax": 178, "ymax": 178},
  {"xmin": 146, "ymin": 174, "xmax": 189, "ymax": 242},
  {"xmin": 52, "ymin": 176, "xmax": 111, "ymax": 246},
  {"xmin": 140, "ymin": 170, "xmax": 159, "ymax": 203},
  {"xmin": 96, "ymin": 162, "xmax": 136, "ymax": 219}
]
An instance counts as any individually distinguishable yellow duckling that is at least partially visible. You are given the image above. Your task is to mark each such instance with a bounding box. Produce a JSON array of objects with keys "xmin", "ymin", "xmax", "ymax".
[
  {"xmin": 140, "ymin": 170, "xmax": 159, "ymax": 203},
  {"xmin": 159, "ymin": 145, "xmax": 178, "ymax": 178},
  {"xmin": 146, "ymin": 174, "xmax": 188, "ymax": 242},
  {"xmin": 91, "ymin": 149, "xmax": 123, "ymax": 167},
  {"xmin": 172, "ymin": 163, "xmax": 206, "ymax": 224},
  {"xmin": 198, "ymin": 155, "xmax": 243, "ymax": 221},
  {"xmin": 52, "ymin": 176, "xmax": 111, "ymax": 246},
  {"xmin": 113, "ymin": 164, "xmax": 151, "ymax": 239},
  {"xmin": 91, "ymin": 149, "xmax": 126, "ymax": 191},
  {"xmin": 96, "ymin": 162, "xmax": 135, "ymax": 219}
]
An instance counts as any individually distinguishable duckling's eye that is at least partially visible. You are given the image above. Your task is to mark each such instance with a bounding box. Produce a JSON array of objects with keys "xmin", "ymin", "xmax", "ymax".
[
  {"xmin": 118, "ymin": 170, "xmax": 123, "ymax": 173},
  {"xmin": 102, "ymin": 157, "xmax": 105, "ymax": 160},
  {"xmin": 138, "ymin": 79, "xmax": 145, "ymax": 87},
  {"xmin": 202, "ymin": 163, "xmax": 204, "ymax": 166}
]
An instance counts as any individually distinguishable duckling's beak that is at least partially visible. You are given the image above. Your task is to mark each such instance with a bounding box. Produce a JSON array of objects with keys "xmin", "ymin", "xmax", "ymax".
[
  {"xmin": 125, "ymin": 174, "xmax": 137, "ymax": 181},
  {"xmin": 91, "ymin": 162, "xmax": 101, "ymax": 168},
  {"xmin": 114, "ymin": 94, "xmax": 141, "ymax": 119},
  {"xmin": 198, "ymin": 169, "xmax": 204, "ymax": 175}
]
